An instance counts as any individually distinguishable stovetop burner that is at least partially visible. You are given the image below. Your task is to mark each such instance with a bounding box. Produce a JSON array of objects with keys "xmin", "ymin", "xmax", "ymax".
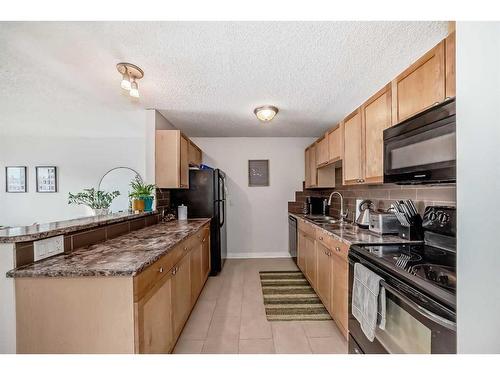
[
  {"xmin": 410, "ymin": 264, "xmax": 456, "ymax": 291},
  {"xmin": 353, "ymin": 242, "xmax": 456, "ymax": 295}
]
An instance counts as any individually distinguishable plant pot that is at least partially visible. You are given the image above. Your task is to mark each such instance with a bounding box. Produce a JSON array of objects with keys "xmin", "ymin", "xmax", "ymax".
[
  {"xmin": 142, "ymin": 196, "xmax": 154, "ymax": 212},
  {"xmin": 93, "ymin": 208, "xmax": 109, "ymax": 216},
  {"xmin": 132, "ymin": 198, "xmax": 145, "ymax": 213}
]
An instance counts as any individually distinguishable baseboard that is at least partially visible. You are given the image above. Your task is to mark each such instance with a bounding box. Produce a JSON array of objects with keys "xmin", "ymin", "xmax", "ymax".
[{"xmin": 226, "ymin": 251, "xmax": 292, "ymax": 259}]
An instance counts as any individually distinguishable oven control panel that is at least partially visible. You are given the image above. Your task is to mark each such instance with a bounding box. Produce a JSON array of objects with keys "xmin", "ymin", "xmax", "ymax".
[{"xmin": 422, "ymin": 206, "xmax": 456, "ymax": 236}]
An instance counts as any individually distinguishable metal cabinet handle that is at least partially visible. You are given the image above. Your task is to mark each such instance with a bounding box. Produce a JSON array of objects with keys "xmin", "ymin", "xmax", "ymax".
[
  {"xmin": 159, "ymin": 267, "xmax": 164, "ymax": 273},
  {"xmin": 335, "ymin": 246, "xmax": 341, "ymax": 252},
  {"xmin": 202, "ymin": 238, "xmax": 206, "ymax": 242},
  {"xmin": 172, "ymin": 267, "xmax": 177, "ymax": 275},
  {"xmin": 380, "ymin": 280, "xmax": 456, "ymax": 331},
  {"xmin": 319, "ymin": 236, "xmax": 323, "ymax": 240}
]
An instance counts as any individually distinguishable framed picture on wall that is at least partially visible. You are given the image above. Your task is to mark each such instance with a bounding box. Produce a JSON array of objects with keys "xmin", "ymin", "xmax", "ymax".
[
  {"xmin": 248, "ymin": 160, "xmax": 269, "ymax": 187},
  {"xmin": 5, "ymin": 166, "xmax": 27, "ymax": 193},
  {"xmin": 36, "ymin": 166, "xmax": 58, "ymax": 193}
]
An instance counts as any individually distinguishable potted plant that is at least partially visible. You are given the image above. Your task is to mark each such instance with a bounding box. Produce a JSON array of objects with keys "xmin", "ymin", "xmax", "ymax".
[
  {"xmin": 129, "ymin": 177, "xmax": 156, "ymax": 213},
  {"xmin": 68, "ymin": 188, "xmax": 120, "ymax": 216}
]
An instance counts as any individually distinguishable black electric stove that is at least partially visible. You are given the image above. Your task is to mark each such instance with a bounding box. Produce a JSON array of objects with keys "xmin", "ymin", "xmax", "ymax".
[
  {"xmin": 348, "ymin": 206, "xmax": 457, "ymax": 354},
  {"xmin": 351, "ymin": 240, "xmax": 456, "ymax": 309}
]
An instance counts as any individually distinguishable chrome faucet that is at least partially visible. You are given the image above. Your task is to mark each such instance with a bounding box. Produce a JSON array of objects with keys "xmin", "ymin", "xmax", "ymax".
[{"xmin": 327, "ymin": 191, "xmax": 348, "ymax": 223}]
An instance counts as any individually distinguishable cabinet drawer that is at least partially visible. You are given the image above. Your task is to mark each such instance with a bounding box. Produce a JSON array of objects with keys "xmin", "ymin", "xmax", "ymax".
[
  {"xmin": 298, "ymin": 219, "xmax": 316, "ymax": 237},
  {"xmin": 331, "ymin": 240, "xmax": 349, "ymax": 261},
  {"xmin": 315, "ymin": 229, "xmax": 337, "ymax": 250},
  {"xmin": 134, "ymin": 243, "xmax": 184, "ymax": 301},
  {"xmin": 315, "ymin": 229, "xmax": 349, "ymax": 261}
]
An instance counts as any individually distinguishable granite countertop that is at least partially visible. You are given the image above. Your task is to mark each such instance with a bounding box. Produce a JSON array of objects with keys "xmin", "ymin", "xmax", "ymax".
[
  {"xmin": 290, "ymin": 213, "xmax": 421, "ymax": 246},
  {"xmin": 7, "ymin": 218, "xmax": 210, "ymax": 278},
  {"xmin": 0, "ymin": 211, "xmax": 157, "ymax": 243}
]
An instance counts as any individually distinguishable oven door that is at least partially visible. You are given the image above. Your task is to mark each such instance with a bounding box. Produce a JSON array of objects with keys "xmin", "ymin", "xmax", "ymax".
[
  {"xmin": 383, "ymin": 100, "xmax": 456, "ymax": 184},
  {"xmin": 348, "ymin": 253, "xmax": 457, "ymax": 354}
]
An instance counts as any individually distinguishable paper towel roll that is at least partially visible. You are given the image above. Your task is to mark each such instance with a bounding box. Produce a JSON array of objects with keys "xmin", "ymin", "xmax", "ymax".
[{"xmin": 178, "ymin": 205, "xmax": 188, "ymax": 220}]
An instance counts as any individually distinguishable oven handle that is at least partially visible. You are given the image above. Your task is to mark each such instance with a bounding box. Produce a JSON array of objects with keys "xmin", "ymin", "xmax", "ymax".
[{"xmin": 380, "ymin": 280, "xmax": 456, "ymax": 332}]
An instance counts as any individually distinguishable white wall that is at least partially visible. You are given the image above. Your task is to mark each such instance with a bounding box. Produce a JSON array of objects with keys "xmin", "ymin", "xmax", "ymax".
[
  {"xmin": 192, "ymin": 137, "xmax": 315, "ymax": 258},
  {"xmin": 457, "ymin": 22, "xmax": 500, "ymax": 354},
  {"xmin": 0, "ymin": 135, "xmax": 146, "ymax": 227}
]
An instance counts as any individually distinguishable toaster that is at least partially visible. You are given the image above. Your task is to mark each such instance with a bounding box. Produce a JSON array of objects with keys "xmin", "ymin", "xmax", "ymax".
[{"xmin": 369, "ymin": 212, "xmax": 400, "ymax": 235}]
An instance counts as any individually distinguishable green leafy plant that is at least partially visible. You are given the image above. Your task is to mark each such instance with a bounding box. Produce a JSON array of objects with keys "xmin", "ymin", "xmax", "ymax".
[
  {"xmin": 129, "ymin": 176, "xmax": 155, "ymax": 199},
  {"xmin": 68, "ymin": 188, "xmax": 120, "ymax": 209}
]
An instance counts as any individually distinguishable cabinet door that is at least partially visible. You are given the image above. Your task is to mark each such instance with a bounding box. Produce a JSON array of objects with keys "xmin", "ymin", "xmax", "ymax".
[
  {"xmin": 343, "ymin": 110, "xmax": 363, "ymax": 184},
  {"xmin": 316, "ymin": 136, "xmax": 329, "ymax": 167},
  {"xmin": 328, "ymin": 125, "xmax": 342, "ymax": 163},
  {"xmin": 445, "ymin": 31, "xmax": 456, "ymax": 98},
  {"xmin": 172, "ymin": 253, "xmax": 191, "ymax": 337},
  {"xmin": 309, "ymin": 144, "xmax": 317, "ymax": 187},
  {"xmin": 190, "ymin": 243, "xmax": 203, "ymax": 304},
  {"xmin": 304, "ymin": 235, "xmax": 317, "ymax": 286},
  {"xmin": 180, "ymin": 135, "xmax": 189, "ymax": 189},
  {"xmin": 155, "ymin": 130, "xmax": 181, "ymax": 188},
  {"xmin": 393, "ymin": 41, "xmax": 445, "ymax": 123},
  {"xmin": 331, "ymin": 253, "xmax": 348, "ymax": 338},
  {"xmin": 135, "ymin": 275, "xmax": 173, "ymax": 353},
  {"xmin": 201, "ymin": 230, "xmax": 210, "ymax": 281},
  {"xmin": 316, "ymin": 242, "xmax": 332, "ymax": 313},
  {"xmin": 304, "ymin": 148, "xmax": 311, "ymax": 188},
  {"xmin": 297, "ymin": 231, "xmax": 307, "ymax": 272},
  {"xmin": 188, "ymin": 142, "xmax": 202, "ymax": 167},
  {"xmin": 363, "ymin": 85, "xmax": 392, "ymax": 184}
]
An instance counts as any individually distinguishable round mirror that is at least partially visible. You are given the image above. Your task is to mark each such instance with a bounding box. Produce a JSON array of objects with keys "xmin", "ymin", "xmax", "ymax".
[{"xmin": 98, "ymin": 167, "xmax": 142, "ymax": 213}]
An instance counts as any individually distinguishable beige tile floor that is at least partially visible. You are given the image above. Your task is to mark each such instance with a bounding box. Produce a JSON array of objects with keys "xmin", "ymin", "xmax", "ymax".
[{"xmin": 173, "ymin": 258, "xmax": 347, "ymax": 354}]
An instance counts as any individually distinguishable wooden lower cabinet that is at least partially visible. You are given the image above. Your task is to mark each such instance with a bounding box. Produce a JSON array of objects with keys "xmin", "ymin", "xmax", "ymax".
[
  {"xmin": 331, "ymin": 250, "xmax": 348, "ymax": 337},
  {"xmin": 190, "ymin": 243, "xmax": 203, "ymax": 303},
  {"xmin": 304, "ymin": 234, "xmax": 317, "ymax": 286},
  {"xmin": 14, "ymin": 223, "xmax": 211, "ymax": 354},
  {"xmin": 295, "ymin": 220, "xmax": 349, "ymax": 339},
  {"xmin": 297, "ymin": 231, "xmax": 307, "ymax": 272},
  {"xmin": 316, "ymin": 242, "xmax": 332, "ymax": 314},
  {"xmin": 172, "ymin": 253, "xmax": 192, "ymax": 338},
  {"xmin": 135, "ymin": 275, "xmax": 174, "ymax": 354}
]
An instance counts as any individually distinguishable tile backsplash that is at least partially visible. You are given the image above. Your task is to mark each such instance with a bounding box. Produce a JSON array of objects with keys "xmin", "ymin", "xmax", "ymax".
[{"xmin": 288, "ymin": 169, "xmax": 456, "ymax": 220}]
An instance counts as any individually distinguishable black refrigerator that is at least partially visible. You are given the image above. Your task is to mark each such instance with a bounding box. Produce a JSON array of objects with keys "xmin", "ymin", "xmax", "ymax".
[{"xmin": 170, "ymin": 169, "xmax": 227, "ymax": 275}]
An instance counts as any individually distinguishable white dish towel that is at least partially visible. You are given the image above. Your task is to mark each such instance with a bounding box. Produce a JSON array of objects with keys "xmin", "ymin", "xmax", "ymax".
[{"xmin": 352, "ymin": 262, "xmax": 387, "ymax": 342}]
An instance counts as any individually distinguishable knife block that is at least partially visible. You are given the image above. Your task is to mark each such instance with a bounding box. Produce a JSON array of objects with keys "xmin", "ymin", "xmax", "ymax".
[{"xmin": 398, "ymin": 214, "xmax": 424, "ymax": 241}]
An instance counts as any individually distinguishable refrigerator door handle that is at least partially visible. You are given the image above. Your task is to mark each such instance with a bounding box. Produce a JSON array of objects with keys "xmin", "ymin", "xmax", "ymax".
[{"xmin": 219, "ymin": 200, "xmax": 225, "ymax": 227}]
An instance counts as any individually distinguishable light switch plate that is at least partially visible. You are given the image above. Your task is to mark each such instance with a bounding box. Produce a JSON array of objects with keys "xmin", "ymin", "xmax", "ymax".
[{"xmin": 34, "ymin": 235, "xmax": 64, "ymax": 261}]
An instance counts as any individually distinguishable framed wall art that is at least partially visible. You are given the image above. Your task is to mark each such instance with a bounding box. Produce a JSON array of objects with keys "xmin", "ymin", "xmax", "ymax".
[
  {"xmin": 36, "ymin": 166, "xmax": 58, "ymax": 193},
  {"xmin": 248, "ymin": 160, "xmax": 269, "ymax": 187},
  {"xmin": 5, "ymin": 166, "xmax": 27, "ymax": 193}
]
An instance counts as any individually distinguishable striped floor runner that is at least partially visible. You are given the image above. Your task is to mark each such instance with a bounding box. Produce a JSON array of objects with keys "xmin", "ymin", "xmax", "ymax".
[{"xmin": 259, "ymin": 270, "xmax": 332, "ymax": 321}]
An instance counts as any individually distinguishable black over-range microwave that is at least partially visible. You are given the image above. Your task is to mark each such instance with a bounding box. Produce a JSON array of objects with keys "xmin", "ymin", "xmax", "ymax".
[{"xmin": 383, "ymin": 98, "xmax": 456, "ymax": 184}]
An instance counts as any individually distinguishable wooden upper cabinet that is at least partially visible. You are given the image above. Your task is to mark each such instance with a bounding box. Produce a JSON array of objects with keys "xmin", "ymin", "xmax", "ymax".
[
  {"xmin": 328, "ymin": 125, "xmax": 342, "ymax": 163},
  {"xmin": 316, "ymin": 136, "xmax": 329, "ymax": 167},
  {"xmin": 305, "ymin": 143, "xmax": 317, "ymax": 188},
  {"xmin": 445, "ymin": 31, "xmax": 456, "ymax": 98},
  {"xmin": 392, "ymin": 40, "xmax": 446, "ymax": 124},
  {"xmin": 179, "ymin": 135, "xmax": 189, "ymax": 189},
  {"xmin": 156, "ymin": 130, "xmax": 202, "ymax": 189},
  {"xmin": 343, "ymin": 109, "xmax": 363, "ymax": 184},
  {"xmin": 188, "ymin": 141, "xmax": 202, "ymax": 167},
  {"xmin": 362, "ymin": 85, "xmax": 392, "ymax": 184}
]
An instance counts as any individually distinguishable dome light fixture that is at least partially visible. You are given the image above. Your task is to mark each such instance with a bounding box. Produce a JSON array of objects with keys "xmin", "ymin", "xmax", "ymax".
[
  {"xmin": 254, "ymin": 105, "xmax": 279, "ymax": 122},
  {"xmin": 116, "ymin": 62, "xmax": 144, "ymax": 99}
]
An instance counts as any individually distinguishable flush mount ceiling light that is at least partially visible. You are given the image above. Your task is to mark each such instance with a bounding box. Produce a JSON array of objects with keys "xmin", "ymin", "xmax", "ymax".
[
  {"xmin": 116, "ymin": 62, "xmax": 144, "ymax": 98},
  {"xmin": 254, "ymin": 105, "xmax": 279, "ymax": 122}
]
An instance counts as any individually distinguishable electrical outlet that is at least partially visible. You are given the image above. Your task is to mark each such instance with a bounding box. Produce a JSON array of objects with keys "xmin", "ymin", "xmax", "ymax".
[{"xmin": 34, "ymin": 235, "xmax": 64, "ymax": 261}]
